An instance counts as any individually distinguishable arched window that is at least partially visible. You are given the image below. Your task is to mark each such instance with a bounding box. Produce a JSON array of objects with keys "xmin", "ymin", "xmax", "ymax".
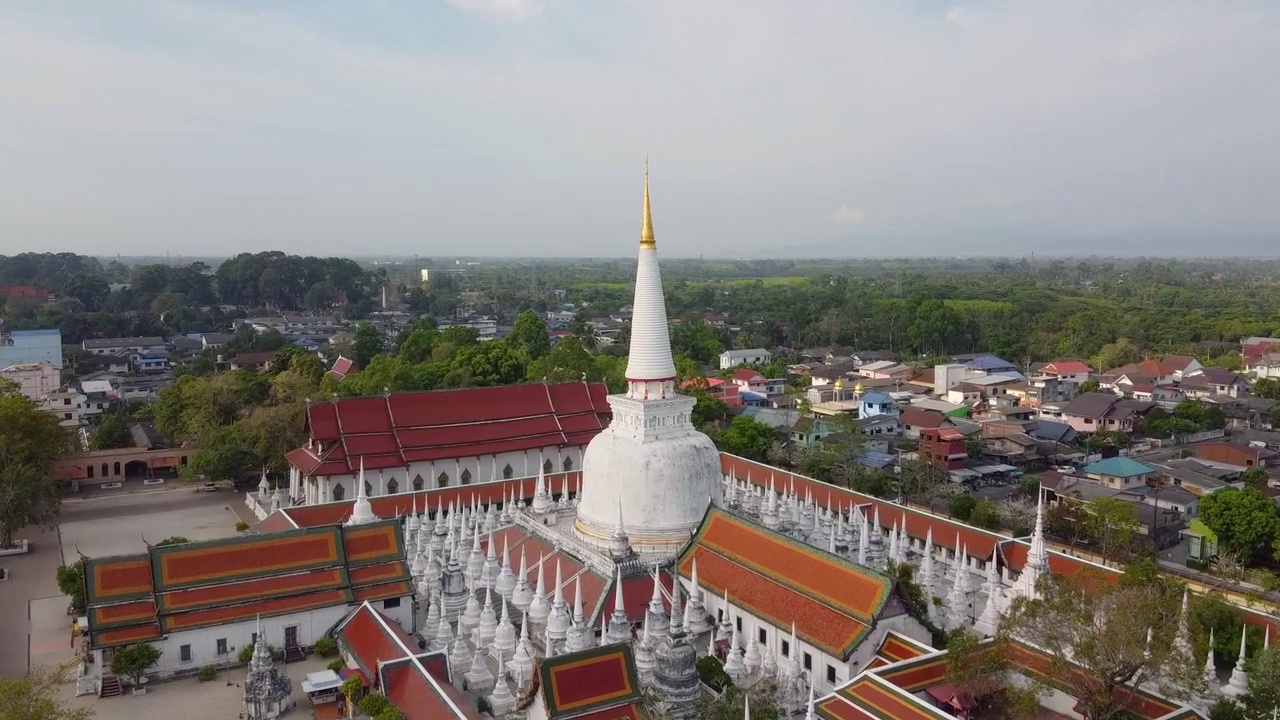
[
  {"xmin": 461, "ymin": 469, "xmax": 472, "ymax": 485},
  {"xmin": 562, "ymin": 457, "xmax": 573, "ymax": 472},
  {"xmin": 332, "ymin": 484, "xmax": 345, "ymax": 501},
  {"xmin": 502, "ymin": 464, "xmax": 513, "ymax": 479},
  {"xmin": 102, "ymin": 463, "xmax": 109, "ymax": 478},
  {"xmin": 543, "ymin": 459, "xmax": 553, "ymax": 474},
  {"xmin": 386, "ymin": 478, "xmax": 399, "ymax": 494},
  {"xmin": 437, "ymin": 472, "xmax": 449, "ymax": 488},
  {"xmin": 365, "ymin": 481, "xmax": 373, "ymax": 496},
  {"xmin": 113, "ymin": 462, "xmax": 122, "ymax": 476},
  {"xmin": 87, "ymin": 465, "xmax": 94, "ymax": 478},
  {"xmin": 413, "ymin": 475, "xmax": 424, "ymax": 492}
]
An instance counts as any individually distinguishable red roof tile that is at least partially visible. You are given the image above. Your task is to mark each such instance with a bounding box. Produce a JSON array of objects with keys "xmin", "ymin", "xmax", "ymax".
[
  {"xmin": 92, "ymin": 622, "xmax": 163, "ymax": 648},
  {"xmin": 161, "ymin": 588, "xmax": 353, "ymax": 632},
  {"xmin": 618, "ymin": 572, "xmax": 671, "ymax": 623},
  {"xmin": 349, "ymin": 561, "xmax": 410, "ymax": 587},
  {"xmin": 343, "ymin": 523, "xmax": 404, "ymax": 566},
  {"xmin": 85, "ymin": 554, "xmax": 154, "ymax": 604},
  {"xmin": 89, "ymin": 599, "xmax": 157, "ymax": 629},
  {"xmin": 338, "ymin": 603, "xmax": 419, "ymax": 680},
  {"xmin": 153, "ymin": 527, "xmax": 343, "ymax": 590},
  {"xmin": 492, "ymin": 525, "xmax": 609, "ymax": 625},
  {"xmin": 354, "ymin": 580, "xmax": 413, "ymax": 602},
  {"xmin": 292, "ymin": 382, "xmax": 610, "ymax": 478},
  {"xmin": 157, "ymin": 567, "xmax": 346, "ymax": 613},
  {"xmin": 281, "ymin": 476, "xmax": 556, "ymax": 528},
  {"xmin": 900, "ymin": 408, "xmax": 948, "ymax": 429},
  {"xmin": 540, "ymin": 644, "xmax": 641, "ymax": 719}
]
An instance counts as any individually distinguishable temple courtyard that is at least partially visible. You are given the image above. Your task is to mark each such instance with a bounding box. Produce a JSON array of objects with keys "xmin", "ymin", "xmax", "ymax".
[
  {"xmin": 56, "ymin": 655, "xmax": 334, "ymax": 720},
  {"xmin": 3, "ymin": 487, "xmax": 251, "ymax": 679}
]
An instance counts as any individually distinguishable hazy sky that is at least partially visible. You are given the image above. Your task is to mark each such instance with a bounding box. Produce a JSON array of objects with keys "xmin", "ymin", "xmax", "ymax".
[{"xmin": 2, "ymin": 0, "xmax": 1279, "ymax": 258}]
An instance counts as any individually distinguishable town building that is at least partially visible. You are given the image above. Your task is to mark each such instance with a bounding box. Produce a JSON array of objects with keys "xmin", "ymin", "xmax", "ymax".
[
  {"xmin": 0, "ymin": 327, "xmax": 63, "ymax": 369},
  {"xmin": 719, "ymin": 348, "xmax": 772, "ymax": 370},
  {"xmin": 919, "ymin": 427, "xmax": 968, "ymax": 471},
  {"xmin": 82, "ymin": 336, "xmax": 166, "ymax": 356},
  {"xmin": 0, "ymin": 361, "xmax": 59, "ymax": 401}
]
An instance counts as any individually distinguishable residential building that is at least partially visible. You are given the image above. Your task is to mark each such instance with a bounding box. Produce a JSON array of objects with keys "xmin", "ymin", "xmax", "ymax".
[
  {"xmin": 1039, "ymin": 358, "xmax": 1092, "ymax": 384},
  {"xmin": 199, "ymin": 332, "xmax": 234, "ymax": 350},
  {"xmin": 0, "ymin": 285, "xmax": 51, "ymax": 303},
  {"xmin": 960, "ymin": 353, "xmax": 1020, "ymax": 376},
  {"xmin": 900, "ymin": 408, "xmax": 952, "ymax": 440},
  {"xmin": 328, "ymin": 355, "xmax": 355, "ymax": 381},
  {"xmin": 1081, "ymin": 456, "xmax": 1155, "ymax": 490},
  {"xmin": 919, "ymin": 426, "xmax": 968, "ymax": 470},
  {"xmin": 729, "ymin": 368, "xmax": 766, "ymax": 393},
  {"xmin": 681, "ymin": 376, "xmax": 741, "ymax": 406},
  {"xmin": 1039, "ymin": 392, "xmax": 1151, "ymax": 434},
  {"xmin": 857, "ymin": 361, "xmax": 911, "ymax": 380},
  {"xmin": 81, "ymin": 520, "xmax": 412, "ymax": 680},
  {"xmin": 1180, "ymin": 367, "xmax": 1250, "ymax": 398},
  {"xmin": 1242, "ymin": 336, "xmax": 1280, "ymax": 367},
  {"xmin": 790, "ymin": 416, "xmax": 832, "ymax": 448},
  {"xmin": 284, "ymin": 382, "xmax": 611, "ymax": 506},
  {"xmin": 82, "ymin": 336, "xmax": 165, "ymax": 356},
  {"xmin": 0, "ymin": 327, "xmax": 63, "ymax": 369},
  {"xmin": 0, "ymin": 361, "xmax": 59, "ymax": 401},
  {"xmin": 1244, "ymin": 351, "xmax": 1280, "ymax": 380},
  {"xmin": 228, "ymin": 351, "xmax": 276, "ymax": 372},
  {"xmin": 439, "ymin": 316, "xmax": 497, "ymax": 341},
  {"xmin": 859, "ymin": 391, "xmax": 898, "ymax": 419},
  {"xmin": 1193, "ymin": 441, "xmax": 1278, "ymax": 469},
  {"xmin": 718, "ymin": 348, "xmax": 772, "ymax": 369}
]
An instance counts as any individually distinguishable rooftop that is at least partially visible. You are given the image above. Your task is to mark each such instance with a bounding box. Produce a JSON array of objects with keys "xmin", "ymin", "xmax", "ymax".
[{"xmin": 1082, "ymin": 456, "xmax": 1155, "ymax": 478}]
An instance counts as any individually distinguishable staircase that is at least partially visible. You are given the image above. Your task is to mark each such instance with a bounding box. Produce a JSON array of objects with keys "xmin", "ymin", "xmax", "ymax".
[
  {"xmin": 98, "ymin": 675, "xmax": 122, "ymax": 699},
  {"xmin": 283, "ymin": 645, "xmax": 306, "ymax": 663}
]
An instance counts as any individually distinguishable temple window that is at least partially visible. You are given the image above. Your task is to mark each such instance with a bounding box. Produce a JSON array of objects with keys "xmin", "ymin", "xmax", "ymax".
[
  {"xmin": 332, "ymin": 484, "xmax": 345, "ymax": 501},
  {"xmin": 461, "ymin": 469, "xmax": 472, "ymax": 485},
  {"xmin": 413, "ymin": 475, "xmax": 424, "ymax": 491},
  {"xmin": 563, "ymin": 457, "xmax": 574, "ymax": 472},
  {"xmin": 437, "ymin": 472, "xmax": 449, "ymax": 488},
  {"xmin": 503, "ymin": 464, "xmax": 513, "ymax": 479},
  {"xmin": 387, "ymin": 478, "xmax": 398, "ymax": 494}
]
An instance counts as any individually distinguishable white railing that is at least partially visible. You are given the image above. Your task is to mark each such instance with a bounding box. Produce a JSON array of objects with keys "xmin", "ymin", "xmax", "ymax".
[
  {"xmin": 510, "ymin": 511, "xmax": 617, "ymax": 576},
  {"xmin": 244, "ymin": 492, "xmax": 269, "ymax": 521}
]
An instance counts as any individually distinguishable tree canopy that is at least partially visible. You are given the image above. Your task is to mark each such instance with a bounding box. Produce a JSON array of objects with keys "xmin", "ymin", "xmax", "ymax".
[
  {"xmin": 0, "ymin": 669, "xmax": 95, "ymax": 720},
  {"xmin": 0, "ymin": 394, "xmax": 73, "ymax": 547},
  {"xmin": 1197, "ymin": 487, "xmax": 1280, "ymax": 560}
]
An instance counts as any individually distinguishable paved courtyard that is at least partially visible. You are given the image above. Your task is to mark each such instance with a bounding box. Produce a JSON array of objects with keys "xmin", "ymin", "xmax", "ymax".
[
  {"xmin": 58, "ymin": 655, "xmax": 335, "ymax": 720},
  {"xmin": 1, "ymin": 486, "xmax": 247, "ymax": 679}
]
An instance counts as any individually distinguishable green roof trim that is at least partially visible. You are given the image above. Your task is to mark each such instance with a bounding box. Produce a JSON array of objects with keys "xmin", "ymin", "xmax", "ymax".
[{"xmin": 1082, "ymin": 456, "xmax": 1155, "ymax": 478}]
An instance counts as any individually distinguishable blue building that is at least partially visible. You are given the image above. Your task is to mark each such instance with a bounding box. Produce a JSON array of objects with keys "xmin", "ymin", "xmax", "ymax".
[
  {"xmin": 0, "ymin": 328, "xmax": 63, "ymax": 369},
  {"xmin": 859, "ymin": 391, "xmax": 899, "ymax": 419}
]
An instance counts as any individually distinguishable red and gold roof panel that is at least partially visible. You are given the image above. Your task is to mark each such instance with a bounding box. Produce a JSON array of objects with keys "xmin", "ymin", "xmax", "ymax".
[
  {"xmin": 89, "ymin": 599, "xmax": 157, "ymax": 630},
  {"xmin": 153, "ymin": 526, "xmax": 343, "ymax": 591},
  {"xmin": 156, "ymin": 567, "xmax": 346, "ymax": 613},
  {"xmin": 85, "ymin": 554, "xmax": 154, "ymax": 605},
  {"xmin": 540, "ymin": 645, "xmax": 640, "ymax": 719},
  {"xmin": 92, "ymin": 622, "xmax": 163, "ymax": 649},
  {"xmin": 342, "ymin": 521, "xmax": 404, "ymax": 566},
  {"xmin": 694, "ymin": 509, "xmax": 890, "ymax": 622},
  {"xmin": 354, "ymin": 580, "xmax": 413, "ymax": 603},
  {"xmin": 840, "ymin": 676, "xmax": 950, "ymax": 720},
  {"xmin": 350, "ymin": 561, "xmax": 410, "ymax": 587},
  {"xmin": 160, "ymin": 587, "xmax": 353, "ymax": 632}
]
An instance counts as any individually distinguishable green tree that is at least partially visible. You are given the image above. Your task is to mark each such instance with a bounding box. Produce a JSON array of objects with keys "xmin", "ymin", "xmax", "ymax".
[
  {"xmin": 154, "ymin": 536, "xmax": 189, "ymax": 546},
  {"xmin": 969, "ymin": 499, "xmax": 1002, "ymax": 530},
  {"xmin": 352, "ymin": 322, "xmax": 385, "ymax": 370},
  {"xmin": 1244, "ymin": 645, "xmax": 1280, "ymax": 718},
  {"xmin": 527, "ymin": 336, "xmax": 595, "ymax": 384},
  {"xmin": 89, "ymin": 411, "xmax": 133, "ymax": 450},
  {"xmin": 1084, "ymin": 497, "xmax": 1143, "ymax": 565},
  {"xmin": 694, "ymin": 678, "xmax": 784, "ymax": 720},
  {"xmin": 110, "ymin": 643, "xmax": 161, "ymax": 685},
  {"xmin": 1240, "ymin": 467, "xmax": 1269, "ymax": 485},
  {"xmin": 1078, "ymin": 379, "xmax": 1101, "ymax": 394},
  {"xmin": 1091, "ymin": 338, "xmax": 1142, "ymax": 372},
  {"xmin": 1002, "ymin": 574, "xmax": 1202, "ymax": 720},
  {"xmin": 1197, "ymin": 487, "xmax": 1280, "ymax": 559},
  {"xmin": 1253, "ymin": 378, "xmax": 1280, "ymax": 400},
  {"xmin": 57, "ymin": 561, "xmax": 86, "ymax": 614},
  {"xmin": 944, "ymin": 630, "xmax": 1043, "ymax": 720},
  {"xmin": 0, "ymin": 669, "xmax": 96, "ymax": 720},
  {"xmin": 509, "ymin": 310, "xmax": 552, "ymax": 363},
  {"xmin": 949, "ymin": 494, "xmax": 977, "ymax": 521},
  {"xmin": 62, "ymin": 271, "xmax": 111, "ymax": 312},
  {"xmin": 0, "ymin": 394, "xmax": 73, "ymax": 547},
  {"xmin": 712, "ymin": 415, "xmax": 778, "ymax": 462}
]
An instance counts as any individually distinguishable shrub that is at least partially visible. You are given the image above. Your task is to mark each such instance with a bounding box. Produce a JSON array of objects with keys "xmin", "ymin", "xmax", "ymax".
[
  {"xmin": 56, "ymin": 562, "xmax": 86, "ymax": 614},
  {"xmin": 948, "ymin": 494, "xmax": 977, "ymax": 521},
  {"xmin": 235, "ymin": 521, "xmax": 250, "ymax": 532},
  {"xmin": 197, "ymin": 664, "xmax": 218, "ymax": 682},
  {"xmin": 110, "ymin": 643, "xmax": 161, "ymax": 685},
  {"xmin": 358, "ymin": 692, "xmax": 393, "ymax": 717},
  {"xmin": 696, "ymin": 655, "xmax": 732, "ymax": 692},
  {"xmin": 327, "ymin": 659, "xmax": 345, "ymax": 672},
  {"xmin": 238, "ymin": 645, "xmax": 254, "ymax": 664},
  {"xmin": 314, "ymin": 636, "xmax": 338, "ymax": 658}
]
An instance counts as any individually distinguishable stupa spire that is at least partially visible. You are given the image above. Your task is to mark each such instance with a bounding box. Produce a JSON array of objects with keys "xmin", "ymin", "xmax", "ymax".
[{"xmin": 623, "ymin": 162, "xmax": 677, "ymax": 384}]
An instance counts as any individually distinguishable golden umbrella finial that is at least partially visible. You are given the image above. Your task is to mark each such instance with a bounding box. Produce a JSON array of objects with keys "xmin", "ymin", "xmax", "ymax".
[{"xmin": 641, "ymin": 159, "xmax": 656, "ymax": 249}]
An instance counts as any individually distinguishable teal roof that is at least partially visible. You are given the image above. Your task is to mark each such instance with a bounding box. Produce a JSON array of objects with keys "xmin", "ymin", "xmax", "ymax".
[{"xmin": 1082, "ymin": 456, "xmax": 1154, "ymax": 478}]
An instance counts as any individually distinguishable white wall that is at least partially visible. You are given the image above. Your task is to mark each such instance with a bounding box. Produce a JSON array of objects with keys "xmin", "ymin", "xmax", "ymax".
[
  {"xmin": 134, "ymin": 597, "xmax": 413, "ymax": 678},
  {"xmin": 297, "ymin": 445, "xmax": 587, "ymax": 504},
  {"xmin": 690, "ymin": 580, "xmax": 931, "ymax": 695}
]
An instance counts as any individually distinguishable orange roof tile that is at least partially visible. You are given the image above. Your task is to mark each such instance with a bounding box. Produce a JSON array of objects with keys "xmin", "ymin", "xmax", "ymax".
[
  {"xmin": 354, "ymin": 580, "xmax": 413, "ymax": 602},
  {"xmin": 350, "ymin": 561, "xmax": 410, "ymax": 587},
  {"xmin": 153, "ymin": 526, "xmax": 343, "ymax": 590},
  {"xmin": 343, "ymin": 522, "xmax": 404, "ymax": 566},
  {"xmin": 156, "ymin": 567, "xmax": 346, "ymax": 613},
  {"xmin": 540, "ymin": 644, "xmax": 641, "ymax": 719},
  {"xmin": 679, "ymin": 546, "xmax": 869, "ymax": 658},
  {"xmin": 89, "ymin": 599, "xmax": 157, "ymax": 630},
  {"xmin": 92, "ymin": 622, "xmax": 162, "ymax": 648},
  {"xmin": 86, "ymin": 554, "xmax": 154, "ymax": 604},
  {"xmin": 694, "ymin": 508, "xmax": 891, "ymax": 621},
  {"xmin": 840, "ymin": 676, "xmax": 952, "ymax": 720},
  {"xmin": 161, "ymin": 588, "xmax": 353, "ymax": 632},
  {"xmin": 816, "ymin": 697, "xmax": 878, "ymax": 720}
]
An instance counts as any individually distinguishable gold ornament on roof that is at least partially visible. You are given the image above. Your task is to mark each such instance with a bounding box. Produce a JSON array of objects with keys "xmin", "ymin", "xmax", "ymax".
[
  {"xmin": 854, "ymin": 381, "xmax": 865, "ymax": 394},
  {"xmin": 640, "ymin": 160, "xmax": 656, "ymax": 249}
]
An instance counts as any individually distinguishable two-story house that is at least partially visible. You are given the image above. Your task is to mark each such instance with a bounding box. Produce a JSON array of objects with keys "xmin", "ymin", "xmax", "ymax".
[
  {"xmin": 1040, "ymin": 392, "xmax": 1151, "ymax": 434},
  {"xmin": 858, "ymin": 392, "xmax": 899, "ymax": 419},
  {"xmin": 719, "ymin": 348, "xmax": 772, "ymax": 370},
  {"xmin": 1179, "ymin": 367, "xmax": 1250, "ymax": 398},
  {"xmin": 1040, "ymin": 358, "xmax": 1093, "ymax": 384},
  {"xmin": 919, "ymin": 427, "xmax": 968, "ymax": 471}
]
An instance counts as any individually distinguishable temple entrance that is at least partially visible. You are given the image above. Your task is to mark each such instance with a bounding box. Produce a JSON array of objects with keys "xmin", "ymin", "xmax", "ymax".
[
  {"xmin": 124, "ymin": 460, "xmax": 150, "ymax": 479},
  {"xmin": 283, "ymin": 625, "xmax": 303, "ymax": 662}
]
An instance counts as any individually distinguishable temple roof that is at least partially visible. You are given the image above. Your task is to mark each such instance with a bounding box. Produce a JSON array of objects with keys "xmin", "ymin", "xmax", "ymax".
[
  {"xmin": 84, "ymin": 520, "xmax": 410, "ymax": 649},
  {"xmin": 287, "ymin": 382, "xmax": 610, "ymax": 478},
  {"xmin": 538, "ymin": 643, "xmax": 643, "ymax": 720},
  {"xmin": 490, "ymin": 525, "xmax": 611, "ymax": 627},
  {"xmin": 335, "ymin": 602, "xmax": 483, "ymax": 720},
  {"xmin": 678, "ymin": 507, "xmax": 892, "ymax": 659}
]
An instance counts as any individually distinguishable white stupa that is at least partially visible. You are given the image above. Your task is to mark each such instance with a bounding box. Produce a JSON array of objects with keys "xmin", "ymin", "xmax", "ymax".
[{"xmin": 574, "ymin": 165, "xmax": 723, "ymax": 558}]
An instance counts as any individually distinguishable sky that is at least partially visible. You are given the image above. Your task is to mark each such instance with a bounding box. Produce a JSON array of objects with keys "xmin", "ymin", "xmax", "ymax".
[{"xmin": 2, "ymin": 0, "xmax": 1279, "ymax": 259}]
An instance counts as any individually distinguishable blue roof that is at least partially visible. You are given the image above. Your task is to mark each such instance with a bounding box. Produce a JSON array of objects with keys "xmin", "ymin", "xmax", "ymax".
[
  {"xmin": 861, "ymin": 392, "xmax": 892, "ymax": 404},
  {"xmin": 965, "ymin": 354, "xmax": 1016, "ymax": 370},
  {"xmin": 740, "ymin": 391, "xmax": 767, "ymax": 401},
  {"xmin": 857, "ymin": 451, "xmax": 896, "ymax": 469},
  {"xmin": 9, "ymin": 328, "xmax": 61, "ymax": 337},
  {"xmin": 1082, "ymin": 456, "xmax": 1155, "ymax": 478}
]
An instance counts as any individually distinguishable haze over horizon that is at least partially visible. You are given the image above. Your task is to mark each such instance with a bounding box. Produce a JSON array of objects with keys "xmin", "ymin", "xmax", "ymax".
[{"xmin": 2, "ymin": 1, "xmax": 1278, "ymax": 259}]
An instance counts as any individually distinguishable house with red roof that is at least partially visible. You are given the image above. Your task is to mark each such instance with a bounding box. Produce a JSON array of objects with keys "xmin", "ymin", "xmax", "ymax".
[
  {"xmin": 680, "ymin": 376, "xmax": 741, "ymax": 406},
  {"xmin": 281, "ymin": 382, "xmax": 611, "ymax": 511},
  {"xmin": 81, "ymin": 519, "xmax": 413, "ymax": 685},
  {"xmin": 1040, "ymin": 358, "xmax": 1093, "ymax": 383}
]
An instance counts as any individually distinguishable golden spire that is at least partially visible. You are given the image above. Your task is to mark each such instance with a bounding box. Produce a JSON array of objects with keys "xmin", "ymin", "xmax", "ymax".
[{"xmin": 640, "ymin": 160, "xmax": 656, "ymax": 249}]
